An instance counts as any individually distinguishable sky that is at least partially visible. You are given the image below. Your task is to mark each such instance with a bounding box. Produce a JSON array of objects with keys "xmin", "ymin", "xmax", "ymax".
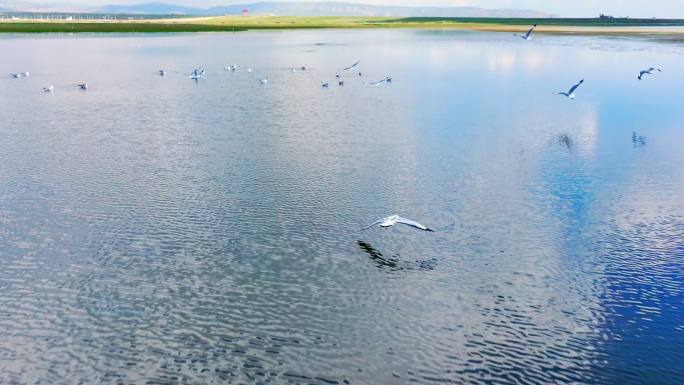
[{"xmin": 21, "ymin": 0, "xmax": 684, "ymax": 18}]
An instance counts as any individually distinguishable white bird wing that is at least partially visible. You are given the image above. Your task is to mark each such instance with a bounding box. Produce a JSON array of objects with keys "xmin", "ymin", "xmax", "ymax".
[
  {"xmin": 343, "ymin": 61, "xmax": 360, "ymax": 71},
  {"xmin": 361, "ymin": 219, "xmax": 383, "ymax": 230},
  {"xmin": 567, "ymin": 79, "xmax": 584, "ymax": 95},
  {"xmin": 396, "ymin": 217, "xmax": 433, "ymax": 231}
]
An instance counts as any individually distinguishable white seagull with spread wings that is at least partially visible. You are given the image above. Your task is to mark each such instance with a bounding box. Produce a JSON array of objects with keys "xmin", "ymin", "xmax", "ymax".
[
  {"xmin": 515, "ymin": 24, "xmax": 537, "ymax": 41},
  {"xmin": 556, "ymin": 79, "xmax": 584, "ymax": 99},
  {"xmin": 362, "ymin": 215, "xmax": 434, "ymax": 232},
  {"xmin": 343, "ymin": 61, "xmax": 360, "ymax": 71},
  {"xmin": 638, "ymin": 67, "xmax": 662, "ymax": 80}
]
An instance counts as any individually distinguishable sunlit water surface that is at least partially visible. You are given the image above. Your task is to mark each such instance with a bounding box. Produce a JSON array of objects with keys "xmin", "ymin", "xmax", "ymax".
[{"xmin": 1, "ymin": 30, "xmax": 683, "ymax": 384}]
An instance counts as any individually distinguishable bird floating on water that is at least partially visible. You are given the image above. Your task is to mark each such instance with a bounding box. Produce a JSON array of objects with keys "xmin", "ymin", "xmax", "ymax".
[
  {"xmin": 556, "ymin": 79, "xmax": 584, "ymax": 99},
  {"xmin": 259, "ymin": 79, "xmax": 268, "ymax": 85},
  {"xmin": 515, "ymin": 24, "xmax": 537, "ymax": 41},
  {"xmin": 362, "ymin": 215, "xmax": 434, "ymax": 232},
  {"xmin": 321, "ymin": 81, "xmax": 329, "ymax": 88},
  {"xmin": 159, "ymin": 70, "xmax": 166, "ymax": 76},
  {"xmin": 12, "ymin": 72, "xmax": 29, "ymax": 78},
  {"xmin": 226, "ymin": 65, "xmax": 238, "ymax": 71},
  {"xmin": 638, "ymin": 67, "xmax": 662, "ymax": 80},
  {"xmin": 247, "ymin": 68, "xmax": 253, "ymax": 73},
  {"xmin": 189, "ymin": 68, "xmax": 204, "ymax": 79},
  {"xmin": 78, "ymin": 83, "xmax": 88, "ymax": 90},
  {"xmin": 43, "ymin": 85, "xmax": 54, "ymax": 93}
]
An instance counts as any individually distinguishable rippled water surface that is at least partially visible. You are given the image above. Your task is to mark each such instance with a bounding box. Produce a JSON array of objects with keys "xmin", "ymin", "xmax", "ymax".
[{"xmin": 1, "ymin": 30, "xmax": 683, "ymax": 384}]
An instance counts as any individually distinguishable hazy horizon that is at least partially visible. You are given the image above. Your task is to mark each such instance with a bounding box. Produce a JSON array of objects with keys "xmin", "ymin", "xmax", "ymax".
[{"xmin": 4, "ymin": 0, "xmax": 684, "ymax": 18}]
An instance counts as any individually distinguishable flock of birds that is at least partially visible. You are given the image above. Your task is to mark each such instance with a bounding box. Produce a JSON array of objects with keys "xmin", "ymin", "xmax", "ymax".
[
  {"xmin": 10, "ymin": 57, "xmax": 396, "ymax": 94},
  {"xmin": 514, "ymin": 24, "xmax": 664, "ymax": 99},
  {"xmin": 10, "ymin": 72, "xmax": 89, "ymax": 93},
  {"xmin": 176, "ymin": 60, "xmax": 392, "ymax": 89},
  {"xmin": 8, "ymin": 24, "xmax": 665, "ymax": 233}
]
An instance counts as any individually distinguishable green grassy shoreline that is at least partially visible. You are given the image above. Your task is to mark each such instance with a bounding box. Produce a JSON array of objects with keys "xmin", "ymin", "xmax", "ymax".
[
  {"xmin": 0, "ymin": 22, "xmax": 249, "ymax": 33},
  {"xmin": 1, "ymin": 16, "xmax": 684, "ymax": 34}
]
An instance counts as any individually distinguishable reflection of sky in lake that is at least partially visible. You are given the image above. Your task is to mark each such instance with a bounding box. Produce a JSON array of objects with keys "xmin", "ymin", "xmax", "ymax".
[{"xmin": 0, "ymin": 30, "xmax": 683, "ymax": 384}]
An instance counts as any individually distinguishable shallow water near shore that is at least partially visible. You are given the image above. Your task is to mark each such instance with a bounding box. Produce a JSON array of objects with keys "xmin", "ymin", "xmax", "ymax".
[{"xmin": 1, "ymin": 30, "xmax": 683, "ymax": 384}]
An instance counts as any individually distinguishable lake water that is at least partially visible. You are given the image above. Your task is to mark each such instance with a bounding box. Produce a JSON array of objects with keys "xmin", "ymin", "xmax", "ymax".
[{"xmin": 0, "ymin": 29, "xmax": 683, "ymax": 384}]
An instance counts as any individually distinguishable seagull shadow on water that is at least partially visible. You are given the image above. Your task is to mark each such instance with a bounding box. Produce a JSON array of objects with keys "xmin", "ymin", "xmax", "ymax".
[
  {"xmin": 632, "ymin": 131, "xmax": 647, "ymax": 147},
  {"xmin": 356, "ymin": 241, "xmax": 438, "ymax": 272},
  {"xmin": 557, "ymin": 134, "xmax": 573, "ymax": 150}
]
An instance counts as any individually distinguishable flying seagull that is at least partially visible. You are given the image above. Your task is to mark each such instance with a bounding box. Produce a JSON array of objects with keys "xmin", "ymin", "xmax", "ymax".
[
  {"xmin": 367, "ymin": 79, "xmax": 387, "ymax": 86},
  {"xmin": 78, "ymin": 83, "xmax": 88, "ymax": 90},
  {"xmin": 343, "ymin": 61, "xmax": 360, "ymax": 71},
  {"xmin": 321, "ymin": 81, "xmax": 329, "ymax": 88},
  {"xmin": 556, "ymin": 79, "xmax": 584, "ymax": 99},
  {"xmin": 515, "ymin": 24, "xmax": 537, "ymax": 41},
  {"xmin": 638, "ymin": 67, "xmax": 662, "ymax": 80},
  {"xmin": 338, "ymin": 80, "xmax": 345, "ymax": 86},
  {"xmin": 362, "ymin": 215, "xmax": 434, "ymax": 232}
]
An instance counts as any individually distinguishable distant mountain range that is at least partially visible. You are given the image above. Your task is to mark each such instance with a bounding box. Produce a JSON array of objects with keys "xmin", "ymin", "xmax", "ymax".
[{"xmin": 0, "ymin": 1, "xmax": 553, "ymax": 18}]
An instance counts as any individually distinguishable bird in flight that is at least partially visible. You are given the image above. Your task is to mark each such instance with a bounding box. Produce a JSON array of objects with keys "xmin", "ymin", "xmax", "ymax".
[
  {"xmin": 556, "ymin": 79, "xmax": 584, "ymax": 99},
  {"xmin": 367, "ymin": 79, "xmax": 388, "ymax": 86},
  {"xmin": 515, "ymin": 24, "xmax": 537, "ymax": 41},
  {"xmin": 638, "ymin": 67, "xmax": 662, "ymax": 80},
  {"xmin": 343, "ymin": 61, "xmax": 360, "ymax": 71},
  {"xmin": 362, "ymin": 215, "xmax": 434, "ymax": 232}
]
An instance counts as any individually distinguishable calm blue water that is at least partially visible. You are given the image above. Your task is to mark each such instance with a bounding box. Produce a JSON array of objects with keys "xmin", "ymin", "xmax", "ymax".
[{"xmin": 0, "ymin": 30, "xmax": 683, "ymax": 385}]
